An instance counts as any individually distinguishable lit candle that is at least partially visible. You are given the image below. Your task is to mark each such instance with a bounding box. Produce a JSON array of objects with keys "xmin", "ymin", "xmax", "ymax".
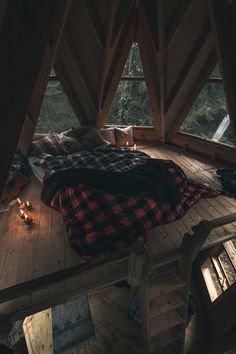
[
  {"xmin": 17, "ymin": 198, "xmax": 25, "ymax": 209},
  {"xmin": 24, "ymin": 212, "xmax": 33, "ymax": 225},
  {"xmin": 126, "ymin": 141, "xmax": 129, "ymax": 148},
  {"xmin": 133, "ymin": 144, "xmax": 137, "ymax": 151},
  {"xmin": 19, "ymin": 209, "xmax": 25, "ymax": 219},
  {"xmin": 26, "ymin": 201, "xmax": 32, "ymax": 211}
]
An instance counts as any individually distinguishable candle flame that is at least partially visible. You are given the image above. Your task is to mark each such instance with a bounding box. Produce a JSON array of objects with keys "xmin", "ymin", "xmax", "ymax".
[
  {"xmin": 126, "ymin": 141, "xmax": 129, "ymax": 147},
  {"xmin": 26, "ymin": 201, "xmax": 29, "ymax": 206},
  {"xmin": 24, "ymin": 212, "xmax": 28, "ymax": 219},
  {"xmin": 17, "ymin": 198, "xmax": 21, "ymax": 203}
]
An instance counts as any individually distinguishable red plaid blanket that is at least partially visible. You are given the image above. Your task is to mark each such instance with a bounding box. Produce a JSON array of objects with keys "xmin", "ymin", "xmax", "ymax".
[{"xmin": 50, "ymin": 159, "xmax": 220, "ymax": 260}]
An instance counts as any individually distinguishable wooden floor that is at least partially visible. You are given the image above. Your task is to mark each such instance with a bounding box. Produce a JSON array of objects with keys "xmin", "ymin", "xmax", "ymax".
[{"xmin": 0, "ymin": 144, "xmax": 236, "ymax": 352}]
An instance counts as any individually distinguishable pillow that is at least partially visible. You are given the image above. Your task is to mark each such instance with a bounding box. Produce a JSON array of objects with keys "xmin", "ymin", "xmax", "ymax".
[
  {"xmin": 100, "ymin": 127, "xmax": 116, "ymax": 145},
  {"xmin": 114, "ymin": 126, "xmax": 134, "ymax": 146},
  {"xmin": 29, "ymin": 133, "xmax": 67, "ymax": 157},
  {"xmin": 58, "ymin": 126, "xmax": 104, "ymax": 153}
]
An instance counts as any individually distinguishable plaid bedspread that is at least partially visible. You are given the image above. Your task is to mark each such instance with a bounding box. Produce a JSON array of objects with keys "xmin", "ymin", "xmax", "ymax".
[{"xmin": 49, "ymin": 155, "xmax": 220, "ymax": 260}]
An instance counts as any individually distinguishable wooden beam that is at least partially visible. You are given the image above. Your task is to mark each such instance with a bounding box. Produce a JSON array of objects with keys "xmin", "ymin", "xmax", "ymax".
[
  {"xmin": 157, "ymin": 0, "xmax": 166, "ymax": 142},
  {"xmin": 96, "ymin": 6, "xmax": 135, "ymax": 128},
  {"xmin": 142, "ymin": 0, "xmax": 159, "ymax": 51},
  {"xmin": 0, "ymin": 0, "xmax": 8, "ymax": 30},
  {"xmin": 137, "ymin": 2, "xmax": 161, "ymax": 133},
  {"xmin": 63, "ymin": 33, "xmax": 97, "ymax": 112},
  {"xmin": 208, "ymin": 0, "xmax": 236, "ymax": 146},
  {"xmin": 111, "ymin": 0, "xmax": 135, "ymax": 48},
  {"xmin": 167, "ymin": 48, "xmax": 217, "ymax": 139},
  {"xmin": 169, "ymin": 131, "xmax": 236, "ymax": 166},
  {"xmin": 54, "ymin": 57, "xmax": 88, "ymax": 126},
  {"xmin": 127, "ymin": 243, "xmax": 146, "ymax": 287},
  {"xmin": 166, "ymin": 0, "xmax": 194, "ymax": 48},
  {"xmin": 83, "ymin": 0, "xmax": 105, "ymax": 50},
  {"xmin": 166, "ymin": 21, "xmax": 211, "ymax": 112},
  {"xmin": 0, "ymin": 0, "xmax": 69, "ymax": 201},
  {"xmin": 18, "ymin": 0, "xmax": 71, "ymax": 156},
  {"xmin": 96, "ymin": 2, "xmax": 117, "ymax": 122}
]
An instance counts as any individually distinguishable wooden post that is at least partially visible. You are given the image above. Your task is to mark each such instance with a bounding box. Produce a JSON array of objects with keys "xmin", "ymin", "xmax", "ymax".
[{"xmin": 127, "ymin": 243, "xmax": 147, "ymax": 287}]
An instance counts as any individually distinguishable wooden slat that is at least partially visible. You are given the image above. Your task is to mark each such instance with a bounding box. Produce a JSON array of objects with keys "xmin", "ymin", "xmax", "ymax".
[
  {"xmin": 150, "ymin": 274, "xmax": 186, "ymax": 299},
  {"xmin": 150, "ymin": 310, "xmax": 185, "ymax": 337},
  {"xmin": 150, "ymin": 293, "xmax": 185, "ymax": 319}
]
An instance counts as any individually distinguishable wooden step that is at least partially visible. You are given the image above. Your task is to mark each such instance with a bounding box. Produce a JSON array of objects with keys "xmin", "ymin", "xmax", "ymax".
[
  {"xmin": 150, "ymin": 310, "xmax": 185, "ymax": 337},
  {"xmin": 150, "ymin": 292, "xmax": 185, "ymax": 319},
  {"xmin": 150, "ymin": 274, "xmax": 186, "ymax": 299},
  {"xmin": 151, "ymin": 325, "xmax": 183, "ymax": 352}
]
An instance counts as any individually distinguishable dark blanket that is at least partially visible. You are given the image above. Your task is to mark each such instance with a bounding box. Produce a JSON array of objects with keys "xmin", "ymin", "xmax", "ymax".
[
  {"xmin": 47, "ymin": 159, "xmax": 220, "ymax": 260},
  {"xmin": 41, "ymin": 159, "xmax": 182, "ymax": 207},
  {"xmin": 217, "ymin": 168, "xmax": 236, "ymax": 197}
]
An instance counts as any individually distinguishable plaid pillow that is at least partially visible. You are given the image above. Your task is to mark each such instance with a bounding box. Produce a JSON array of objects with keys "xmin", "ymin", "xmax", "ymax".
[{"xmin": 29, "ymin": 134, "xmax": 67, "ymax": 158}]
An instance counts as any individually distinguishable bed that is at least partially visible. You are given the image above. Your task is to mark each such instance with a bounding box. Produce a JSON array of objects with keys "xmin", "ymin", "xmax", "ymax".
[{"xmin": 28, "ymin": 131, "xmax": 220, "ymax": 261}]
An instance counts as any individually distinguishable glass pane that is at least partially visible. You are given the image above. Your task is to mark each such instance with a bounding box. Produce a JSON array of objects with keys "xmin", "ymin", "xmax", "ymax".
[
  {"xmin": 180, "ymin": 82, "xmax": 235, "ymax": 146},
  {"xmin": 201, "ymin": 258, "xmax": 223, "ymax": 302},
  {"xmin": 210, "ymin": 64, "xmax": 222, "ymax": 79},
  {"xmin": 218, "ymin": 250, "xmax": 236, "ymax": 286},
  {"xmin": 36, "ymin": 80, "xmax": 79, "ymax": 133},
  {"xmin": 107, "ymin": 80, "xmax": 153, "ymax": 126},
  {"xmin": 122, "ymin": 42, "xmax": 144, "ymax": 76}
]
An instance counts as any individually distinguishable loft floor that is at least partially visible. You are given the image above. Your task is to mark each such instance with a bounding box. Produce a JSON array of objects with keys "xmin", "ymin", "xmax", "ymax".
[{"xmin": 0, "ymin": 144, "xmax": 235, "ymax": 323}]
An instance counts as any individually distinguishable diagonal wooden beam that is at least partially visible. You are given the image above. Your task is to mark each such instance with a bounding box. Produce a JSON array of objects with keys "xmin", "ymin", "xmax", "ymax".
[
  {"xmin": 96, "ymin": 5, "xmax": 136, "ymax": 128},
  {"xmin": 208, "ymin": 0, "xmax": 236, "ymax": 146},
  {"xmin": 137, "ymin": 1, "xmax": 161, "ymax": 133},
  {"xmin": 63, "ymin": 31, "xmax": 97, "ymax": 111},
  {"xmin": 167, "ymin": 48, "xmax": 218, "ymax": 139},
  {"xmin": 83, "ymin": 0, "xmax": 105, "ymax": 50},
  {"xmin": 166, "ymin": 0, "xmax": 194, "ymax": 48},
  {"xmin": 111, "ymin": 0, "xmax": 135, "ymax": 48},
  {"xmin": 142, "ymin": 0, "xmax": 159, "ymax": 51},
  {"xmin": 166, "ymin": 20, "xmax": 211, "ymax": 112},
  {"xmin": 96, "ymin": 2, "xmax": 117, "ymax": 122},
  {"xmin": 0, "ymin": 0, "xmax": 70, "ymax": 201}
]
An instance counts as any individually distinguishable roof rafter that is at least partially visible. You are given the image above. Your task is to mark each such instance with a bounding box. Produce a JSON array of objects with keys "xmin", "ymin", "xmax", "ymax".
[
  {"xmin": 208, "ymin": 0, "xmax": 236, "ymax": 146},
  {"xmin": 96, "ymin": 5, "xmax": 136, "ymax": 128},
  {"xmin": 137, "ymin": 1, "xmax": 161, "ymax": 133},
  {"xmin": 0, "ymin": 0, "xmax": 71, "ymax": 201},
  {"xmin": 111, "ymin": 0, "xmax": 135, "ymax": 49},
  {"xmin": 83, "ymin": 0, "xmax": 105, "ymax": 50},
  {"xmin": 166, "ymin": 0, "xmax": 194, "ymax": 48},
  {"xmin": 167, "ymin": 48, "xmax": 217, "ymax": 140},
  {"xmin": 166, "ymin": 20, "xmax": 211, "ymax": 112}
]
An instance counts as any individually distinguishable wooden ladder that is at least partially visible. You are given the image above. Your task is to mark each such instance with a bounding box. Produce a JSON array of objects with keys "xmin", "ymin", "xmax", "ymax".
[{"xmin": 136, "ymin": 213, "xmax": 236, "ymax": 354}]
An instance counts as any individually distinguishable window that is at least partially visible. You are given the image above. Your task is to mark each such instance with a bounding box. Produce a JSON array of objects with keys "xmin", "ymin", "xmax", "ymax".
[
  {"xmin": 35, "ymin": 71, "xmax": 79, "ymax": 134},
  {"xmin": 107, "ymin": 42, "xmax": 153, "ymax": 126},
  {"xmin": 180, "ymin": 65, "xmax": 235, "ymax": 147},
  {"xmin": 201, "ymin": 239, "xmax": 236, "ymax": 302}
]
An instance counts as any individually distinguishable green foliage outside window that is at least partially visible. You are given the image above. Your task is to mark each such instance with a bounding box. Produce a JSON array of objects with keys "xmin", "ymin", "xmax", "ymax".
[
  {"xmin": 107, "ymin": 43, "xmax": 153, "ymax": 126},
  {"xmin": 36, "ymin": 80, "xmax": 80, "ymax": 133},
  {"xmin": 180, "ymin": 66, "xmax": 235, "ymax": 146}
]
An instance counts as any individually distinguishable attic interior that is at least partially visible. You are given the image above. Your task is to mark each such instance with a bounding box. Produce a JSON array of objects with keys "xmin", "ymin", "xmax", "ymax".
[{"xmin": 0, "ymin": 0, "xmax": 236, "ymax": 353}]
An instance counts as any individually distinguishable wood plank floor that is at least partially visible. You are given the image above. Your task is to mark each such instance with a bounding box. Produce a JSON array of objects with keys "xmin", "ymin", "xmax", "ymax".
[{"xmin": 0, "ymin": 144, "xmax": 235, "ymax": 334}]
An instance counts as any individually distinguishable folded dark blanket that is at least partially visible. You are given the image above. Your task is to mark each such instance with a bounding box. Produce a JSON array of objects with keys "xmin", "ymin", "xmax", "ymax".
[
  {"xmin": 217, "ymin": 168, "xmax": 236, "ymax": 197},
  {"xmin": 41, "ymin": 159, "xmax": 183, "ymax": 206}
]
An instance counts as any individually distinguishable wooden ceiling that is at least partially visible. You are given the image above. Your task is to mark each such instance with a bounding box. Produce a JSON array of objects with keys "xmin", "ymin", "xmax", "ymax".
[{"xmin": 0, "ymin": 0, "xmax": 236, "ymax": 200}]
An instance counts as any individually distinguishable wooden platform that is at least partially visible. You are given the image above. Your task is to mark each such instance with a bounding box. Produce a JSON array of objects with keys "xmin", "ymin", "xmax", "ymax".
[{"xmin": 0, "ymin": 144, "xmax": 235, "ymax": 325}]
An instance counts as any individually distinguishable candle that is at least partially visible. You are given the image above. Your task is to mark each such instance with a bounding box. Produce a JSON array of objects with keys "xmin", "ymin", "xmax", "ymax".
[
  {"xmin": 19, "ymin": 209, "xmax": 25, "ymax": 219},
  {"xmin": 133, "ymin": 144, "xmax": 137, "ymax": 151},
  {"xmin": 26, "ymin": 201, "xmax": 32, "ymax": 211},
  {"xmin": 17, "ymin": 198, "xmax": 25, "ymax": 209},
  {"xmin": 126, "ymin": 141, "xmax": 129, "ymax": 148},
  {"xmin": 24, "ymin": 212, "xmax": 33, "ymax": 225}
]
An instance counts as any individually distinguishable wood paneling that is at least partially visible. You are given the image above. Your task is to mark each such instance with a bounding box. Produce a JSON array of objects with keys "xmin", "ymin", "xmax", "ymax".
[{"xmin": 0, "ymin": 0, "xmax": 70, "ymax": 201}]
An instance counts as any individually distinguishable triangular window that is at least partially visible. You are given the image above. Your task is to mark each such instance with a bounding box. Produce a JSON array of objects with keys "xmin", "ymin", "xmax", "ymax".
[
  {"xmin": 107, "ymin": 42, "xmax": 153, "ymax": 126},
  {"xmin": 35, "ymin": 70, "xmax": 79, "ymax": 133},
  {"xmin": 180, "ymin": 64, "xmax": 235, "ymax": 146}
]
